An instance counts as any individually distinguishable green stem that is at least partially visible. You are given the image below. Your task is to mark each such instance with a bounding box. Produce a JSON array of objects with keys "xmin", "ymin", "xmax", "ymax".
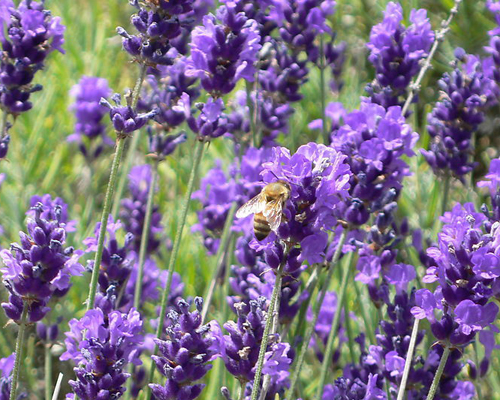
[
  {"xmin": 111, "ymin": 63, "xmax": 148, "ymax": 219},
  {"xmin": 246, "ymin": 81, "xmax": 257, "ymax": 148},
  {"xmin": 250, "ymin": 259, "xmax": 286, "ymax": 400},
  {"xmin": 352, "ymin": 281, "xmax": 375, "ymax": 344},
  {"xmin": 425, "ymin": 346, "xmax": 451, "ymax": 400},
  {"xmin": 441, "ymin": 175, "xmax": 450, "ymax": 216},
  {"xmin": 44, "ymin": 343, "xmax": 52, "ymax": 400},
  {"xmin": 201, "ymin": 202, "xmax": 237, "ymax": 323},
  {"xmin": 315, "ymin": 247, "xmax": 354, "ymax": 400},
  {"xmin": 133, "ymin": 158, "xmax": 159, "ymax": 310},
  {"xmin": 318, "ymin": 35, "xmax": 328, "ymax": 144},
  {"xmin": 238, "ymin": 380, "xmax": 246, "ymax": 400},
  {"xmin": 86, "ymin": 137, "xmax": 126, "ymax": 310},
  {"xmin": 288, "ymin": 263, "xmax": 321, "ymax": 342},
  {"xmin": 343, "ymin": 299, "xmax": 356, "ymax": 365},
  {"xmin": 287, "ymin": 230, "xmax": 347, "ymax": 399},
  {"xmin": 9, "ymin": 304, "xmax": 28, "ymax": 400},
  {"xmin": 146, "ymin": 139, "xmax": 205, "ymax": 400},
  {"xmin": 396, "ymin": 318, "xmax": 420, "ymax": 400}
]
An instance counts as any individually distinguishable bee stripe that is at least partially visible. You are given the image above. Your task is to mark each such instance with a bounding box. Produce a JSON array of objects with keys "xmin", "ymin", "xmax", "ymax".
[{"xmin": 254, "ymin": 213, "xmax": 270, "ymax": 240}]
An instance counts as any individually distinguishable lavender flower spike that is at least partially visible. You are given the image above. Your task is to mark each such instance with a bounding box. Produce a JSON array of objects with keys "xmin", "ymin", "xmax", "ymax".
[
  {"xmin": 61, "ymin": 307, "xmax": 143, "ymax": 400},
  {"xmin": 68, "ymin": 76, "xmax": 112, "ymax": 160},
  {"xmin": 150, "ymin": 297, "xmax": 218, "ymax": 400},
  {"xmin": 365, "ymin": 2, "xmax": 434, "ymax": 109},
  {"xmin": 0, "ymin": 198, "xmax": 84, "ymax": 323},
  {"xmin": 186, "ymin": 5, "xmax": 262, "ymax": 97},
  {"xmin": 0, "ymin": 354, "xmax": 15, "ymax": 400}
]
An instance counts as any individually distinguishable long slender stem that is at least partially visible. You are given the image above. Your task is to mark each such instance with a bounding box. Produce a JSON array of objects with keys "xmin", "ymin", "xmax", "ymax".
[
  {"xmin": 396, "ymin": 318, "xmax": 420, "ymax": 400},
  {"xmin": 201, "ymin": 202, "xmax": 237, "ymax": 323},
  {"xmin": 44, "ymin": 343, "xmax": 52, "ymax": 400},
  {"xmin": 315, "ymin": 248, "xmax": 354, "ymax": 400},
  {"xmin": 287, "ymin": 230, "xmax": 347, "ymax": 399},
  {"xmin": 401, "ymin": 0, "xmax": 461, "ymax": 116},
  {"xmin": 9, "ymin": 304, "xmax": 28, "ymax": 400},
  {"xmin": 246, "ymin": 81, "xmax": 257, "ymax": 148},
  {"xmin": 146, "ymin": 139, "xmax": 205, "ymax": 400},
  {"xmin": 51, "ymin": 373, "xmax": 64, "ymax": 400},
  {"xmin": 441, "ymin": 175, "xmax": 450, "ymax": 216},
  {"xmin": 425, "ymin": 346, "xmax": 451, "ymax": 400},
  {"xmin": 318, "ymin": 35, "xmax": 328, "ymax": 144},
  {"xmin": 111, "ymin": 63, "xmax": 148, "ymax": 219},
  {"xmin": 133, "ymin": 158, "xmax": 159, "ymax": 310},
  {"xmin": 343, "ymin": 299, "xmax": 356, "ymax": 365},
  {"xmin": 250, "ymin": 259, "xmax": 286, "ymax": 400},
  {"xmin": 86, "ymin": 137, "xmax": 126, "ymax": 310}
]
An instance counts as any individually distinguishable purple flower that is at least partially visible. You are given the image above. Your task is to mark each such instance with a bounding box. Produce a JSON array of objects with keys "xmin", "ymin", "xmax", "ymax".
[
  {"xmin": 0, "ymin": 135, "xmax": 9, "ymax": 159},
  {"xmin": 478, "ymin": 157, "xmax": 500, "ymax": 223},
  {"xmin": 365, "ymin": 2, "xmax": 434, "ymax": 109},
  {"xmin": 68, "ymin": 76, "xmax": 112, "ymax": 160},
  {"xmin": 150, "ymin": 298, "xmax": 217, "ymax": 400},
  {"xmin": 83, "ymin": 217, "xmax": 136, "ymax": 313},
  {"xmin": 0, "ymin": 0, "xmax": 65, "ymax": 114},
  {"xmin": 101, "ymin": 93, "xmax": 158, "ymax": 137},
  {"xmin": 118, "ymin": 0, "xmax": 195, "ymax": 66},
  {"xmin": 0, "ymin": 353, "xmax": 14, "ymax": 400},
  {"xmin": 331, "ymin": 102, "xmax": 418, "ymax": 226},
  {"xmin": 186, "ymin": 6, "xmax": 262, "ymax": 97},
  {"xmin": 61, "ymin": 307, "xmax": 143, "ymax": 400},
  {"xmin": 421, "ymin": 50, "xmax": 495, "ymax": 179},
  {"xmin": 257, "ymin": 142, "xmax": 351, "ymax": 266},
  {"xmin": 0, "ymin": 198, "xmax": 83, "ymax": 323},
  {"xmin": 411, "ymin": 202, "xmax": 500, "ymax": 347}
]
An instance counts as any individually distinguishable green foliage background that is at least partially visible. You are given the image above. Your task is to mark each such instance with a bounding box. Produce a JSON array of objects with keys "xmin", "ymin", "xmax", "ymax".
[{"xmin": 1, "ymin": 0, "xmax": 500, "ymax": 398}]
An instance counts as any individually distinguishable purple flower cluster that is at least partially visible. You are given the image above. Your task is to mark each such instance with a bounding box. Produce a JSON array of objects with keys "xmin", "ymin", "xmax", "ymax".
[
  {"xmin": 118, "ymin": 0, "xmax": 195, "ymax": 66},
  {"xmin": 61, "ymin": 307, "xmax": 143, "ymax": 400},
  {"xmin": 0, "ymin": 196, "xmax": 83, "ymax": 323},
  {"xmin": 0, "ymin": 354, "xmax": 14, "ymax": 400},
  {"xmin": 214, "ymin": 297, "xmax": 292, "ymax": 397},
  {"xmin": 186, "ymin": 5, "xmax": 261, "ymax": 97},
  {"xmin": 150, "ymin": 298, "xmax": 217, "ymax": 400},
  {"xmin": 411, "ymin": 203, "xmax": 499, "ymax": 362},
  {"xmin": 422, "ymin": 50, "xmax": 495, "ymax": 179},
  {"xmin": 83, "ymin": 217, "xmax": 135, "ymax": 313},
  {"xmin": 100, "ymin": 93, "xmax": 158, "ymax": 138},
  {"xmin": 193, "ymin": 146, "xmax": 270, "ymax": 254},
  {"xmin": 139, "ymin": 58, "xmax": 195, "ymax": 157},
  {"xmin": 0, "ymin": 0, "xmax": 65, "ymax": 115},
  {"xmin": 68, "ymin": 76, "xmax": 112, "ymax": 160},
  {"xmin": 331, "ymin": 103, "xmax": 418, "ymax": 226},
  {"xmin": 120, "ymin": 165, "xmax": 164, "ymax": 255},
  {"xmin": 478, "ymin": 157, "xmax": 500, "ymax": 223},
  {"xmin": 257, "ymin": 142, "xmax": 351, "ymax": 266},
  {"xmin": 365, "ymin": 2, "xmax": 434, "ymax": 109}
]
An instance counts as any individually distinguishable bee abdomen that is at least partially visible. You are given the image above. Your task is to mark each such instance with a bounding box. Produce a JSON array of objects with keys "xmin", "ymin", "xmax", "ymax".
[{"xmin": 254, "ymin": 212, "xmax": 270, "ymax": 241}]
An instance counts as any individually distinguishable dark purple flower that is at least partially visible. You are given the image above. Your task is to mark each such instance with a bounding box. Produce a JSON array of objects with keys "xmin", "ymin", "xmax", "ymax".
[
  {"xmin": 331, "ymin": 102, "xmax": 418, "ymax": 226},
  {"xmin": 411, "ymin": 202, "xmax": 500, "ymax": 348},
  {"xmin": 421, "ymin": 50, "xmax": 495, "ymax": 180},
  {"xmin": 0, "ymin": 198, "xmax": 83, "ymax": 323},
  {"xmin": 0, "ymin": 353, "xmax": 14, "ymax": 400},
  {"xmin": 68, "ymin": 76, "xmax": 112, "ymax": 160},
  {"xmin": 0, "ymin": 135, "xmax": 9, "ymax": 159},
  {"xmin": 61, "ymin": 307, "xmax": 143, "ymax": 400},
  {"xmin": 478, "ymin": 157, "xmax": 500, "ymax": 224},
  {"xmin": 118, "ymin": 0, "xmax": 195, "ymax": 66},
  {"xmin": 0, "ymin": 0, "xmax": 65, "ymax": 114},
  {"xmin": 101, "ymin": 93, "xmax": 158, "ymax": 137},
  {"xmin": 150, "ymin": 298, "xmax": 217, "ymax": 400},
  {"xmin": 186, "ymin": 5, "xmax": 262, "ymax": 97},
  {"xmin": 365, "ymin": 2, "xmax": 434, "ymax": 109}
]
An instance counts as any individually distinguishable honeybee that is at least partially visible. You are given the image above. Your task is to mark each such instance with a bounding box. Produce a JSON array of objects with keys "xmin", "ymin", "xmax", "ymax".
[{"xmin": 236, "ymin": 180, "xmax": 292, "ymax": 241}]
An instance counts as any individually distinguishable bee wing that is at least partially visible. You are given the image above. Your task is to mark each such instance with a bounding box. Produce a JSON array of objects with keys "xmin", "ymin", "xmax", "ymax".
[
  {"xmin": 263, "ymin": 199, "xmax": 283, "ymax": 232},
  {"xmin": 236, "ymin": 193, "xmax": 266, "ymax": 218}
]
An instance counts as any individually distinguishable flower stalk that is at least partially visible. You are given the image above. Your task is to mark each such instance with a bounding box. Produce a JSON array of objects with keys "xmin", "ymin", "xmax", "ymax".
[
  {"xmin": 250, "ymin": 256, "xmax": 286, "ymax": 400},
  {"xmin": 146, "ymin": 138, "xmax": 206, "ymax": 400},
  {"xmin": 315, "ymin": 248, "xmax": 354, "ymax": 400},
  {"xmin": 396, "ymin": 318, "xmax": 420, "ymax": 400},
  {"xmin": 133, "ymin": 157, "xmax": 159, "ymax": 310},
  {"xmin": 9, "ymin": 304, "xmax": 28, "ymax": 400},
  {"xmin": 288, "ymin": 229, "xmax": 348, "ymax": 398},
  {"xmin": 425, "ymin": 345, "xmax": 451, "ymax": 400}
]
